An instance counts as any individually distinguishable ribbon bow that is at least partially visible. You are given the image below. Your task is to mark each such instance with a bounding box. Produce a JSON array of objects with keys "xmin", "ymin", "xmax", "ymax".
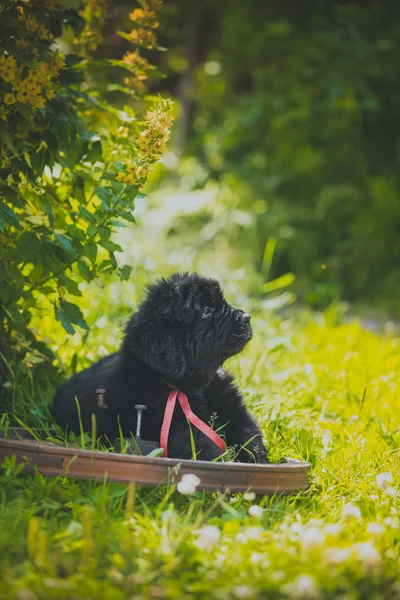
[{"xmin": 160, "ymin": 382, "xmax": 226, "ymax": 459}]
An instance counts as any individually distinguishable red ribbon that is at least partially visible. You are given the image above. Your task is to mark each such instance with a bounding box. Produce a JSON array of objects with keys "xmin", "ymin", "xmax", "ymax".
[{"xmin": 160, "ymin": 383, "xmax": 226, "ymax": 459}]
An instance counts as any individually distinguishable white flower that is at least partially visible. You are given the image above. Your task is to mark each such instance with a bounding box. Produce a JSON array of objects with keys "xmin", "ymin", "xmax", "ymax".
[
  {"xmin": 341, "ymin": 503, "xmax": 361, "ymax": 521},
  {"xmin": 285, "ymin": 575, "xmax": 320, "ymax": 600},
  {"xmin": 234, "ymin": 586, "xmax": 254, "ymax": 599},
  {"xmin": 248, "ymin": 505, "xmax": 264, "ymax": 519},
  {"xmin": 376, "ymin": 472, "xmax": 393, "ymax": 490},
  {"xmin": 384, "ymin": 486, "xmax": 397, "ymax": 498},
  {"xmin": 245, "ymin": 526, "xmax": 264, "ymax": 540},
  {"xmin": 299, "ymin": 526, "xmax": 325, "ymax": 551},
  {"xmin": 194, "ymin": 525, "xmax": 221, "ymax": 551},
  {"xmin": 355, "ymin": 542, "xmax": 380, "ymax": 567},
  {"xmin": 384, "ymin": 516, "xmax": 399, "ymax": 528},
  {"xmin": 367, "ymin": 522, "xmax": 385, "ymax": 536},
  {"xmin": 177, "ymin": 473, "xmax": 201, "ymax": 495},
  {"xmin": 324, "ymin": 547, "xmax": 352, "ymax": 565},
  {"xmin": 250, "ymin": 552, "xmax": 264, "ymax": 564},
  {"xmin": 181, "ymin": 473, "xmax": 201, "ymax": 486},
  {"xmin": 177, "ymin": 481, "xmax": 197, "ymax": 495},
  {"xmin": 243, "ymin": 492, "xmax": 256, "ymax": 501},
  {"xmin": 324, "ymin": 523, "xmax": 342, "ymax": 535}
]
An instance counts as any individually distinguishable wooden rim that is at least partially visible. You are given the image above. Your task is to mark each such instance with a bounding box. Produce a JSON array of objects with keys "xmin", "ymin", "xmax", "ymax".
[{"xmin": 0, "ymin": 431, "xmax": 311, "ymax": 494}]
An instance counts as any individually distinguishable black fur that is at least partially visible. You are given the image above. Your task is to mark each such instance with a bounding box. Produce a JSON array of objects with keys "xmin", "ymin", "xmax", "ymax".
[{"xmin": 51, "ymin": 273, "xmax": 268, "ymax": 463}]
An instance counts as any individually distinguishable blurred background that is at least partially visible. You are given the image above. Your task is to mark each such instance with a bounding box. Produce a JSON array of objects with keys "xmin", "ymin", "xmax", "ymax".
[
  {"xmin": 116, "ymin": 0, "xmax": 400, "ymax": 319},
  {"xmin": 10, "ymin": 0, "xmax": 400, "ymax": 411}
]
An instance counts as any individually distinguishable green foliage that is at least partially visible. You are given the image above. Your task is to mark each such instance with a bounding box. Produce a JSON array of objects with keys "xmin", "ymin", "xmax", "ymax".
[
  {"xmin": 0, "ymin": 0, "xmax": 173, "ymax": 413},
  {"xmin": 160, "ymin": 0, "xmax": 400, "ymax": 313}
]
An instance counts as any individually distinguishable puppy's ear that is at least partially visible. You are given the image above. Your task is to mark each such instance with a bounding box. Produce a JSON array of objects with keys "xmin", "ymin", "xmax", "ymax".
[
  {"xmin": 125, "ymin": 317, "xmax": 187, "ymax": 380},
  {"xmin": 141, "ymin": 332, "xmax": 187, "ymax": 379}
]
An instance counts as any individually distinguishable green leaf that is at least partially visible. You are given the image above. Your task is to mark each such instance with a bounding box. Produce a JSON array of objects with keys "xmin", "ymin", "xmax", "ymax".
[
  {"xmin": 109, "ymin": 220, "xmax": 127, "ymax": 228},
  {"xmin": 78, "ymin": 205, "xmax": 96, "ymax": 223},
  {"xmin": 78, "ymin": 261, "xmax": 92, "ymax": 281},
  {"xmin": 262, "ymin": 237, "xmax": 277, "ymax": 281},
  {"xmin": 63, "ymin": 277, "xmax": 82, "ymax": 297},
  {"xmin": 0, "ymin": 202, "xmax": 20, "ymax": 231},
  {"xmin": 43, "ymin": 204, "xmax": 55, "ymax": 229},
  {"xmin": 85, "ymin": 242, "xmax": 97, "ymax": 264},
  {"xmin": 147, "ymin": 448, "xmax": 164, "ymax": 457},
  {"xmin": 87, "ymin": 223, "xmax": 97, "ymax": 238},
  {"xmin": 55, "ymin": 234, "xmax": 75, "ymax": 256},
  {"xmin": 120, "ymin": 265, "xmax": 132, "ymax": 280},
  {"xmin": 95, "ymin": 186, "xmax": 116, "ymax": 207},
  {"xmin": 261, "ymin": 272, "xmax": 295, "ymax": 293},
  {"xmin": 100, "ymin": 240, "xmax": 122, "ymax": 253},
  {"xmin": 62, "ymin": 301, "xmax": 90, "ymax": 330},
  {"xmin": 55, "ymin": 305, "xmax": 75, "ymax": 335},
  {"xmin": 119, "ymin": 211, "xmax": 136, "ymax": 223},
  {"xmin": 0, "ymin": 129, "xmax": 15, "ymax": 152}
]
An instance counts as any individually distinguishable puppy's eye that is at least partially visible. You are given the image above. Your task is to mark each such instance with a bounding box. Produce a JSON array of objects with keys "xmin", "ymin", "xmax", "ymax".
[{"xmin": 202, "ymin": 306, "xmax": 215, "ymax": 317}]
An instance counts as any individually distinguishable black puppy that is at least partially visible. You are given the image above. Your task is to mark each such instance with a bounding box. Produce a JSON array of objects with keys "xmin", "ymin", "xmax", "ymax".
[{"xmin": 51, "ymin": 273, "xmax": 268, "ymax": 463}]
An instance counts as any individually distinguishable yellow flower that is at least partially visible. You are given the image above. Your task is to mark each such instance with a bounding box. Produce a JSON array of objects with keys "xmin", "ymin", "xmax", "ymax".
[
  {"xmin": 38, "ymin": 26, "xmax": 51, "ymax": 40},
  {"xmin": 26, "ymin": 17, "xmax": 40, "ymax": 32},
  {"xmin": 129, "ymin": 8, "xmax": 158, "ymax": 27},
  {"xmin": 45, "ymin": 88, "xmax": 55, "ymax": 100},
  {"xmin": 124, "ymin": 75, "xmax": 147, "ymax": 94},
  {"xmin": 116, "ymin": 172, "xmax": 137, "ymax": 186},
  {"xmin": 3, "ymin": 93, "xmax": 16, "ymax": 105},
  {"xmin": 25, "ymin": 81, "xmax": 41, "ymax": 94},
  {"xmin": 17, "ymin": 89, "xmax": 30, "ymax": 103},
  {"xmin": 16, "ymin": 39, "xmax": 29, "ymax": 49},
  {"xmin": 122, "ymin": 51, "xmax": 151, "ymax": 71},
  {"xmin": 144, "ymin": 0, "xmax": 162, "ymax": 11},
  {"xmin": 128, "ymin": 28, "xmax": 156, "ymax": 49},
  {"xmin": 31, "ymin": 96, "xmax": 46, "ymax": 110},
  {"xmin": 0, "ymin": 108, "xmax": 10, "ymax": 121}
]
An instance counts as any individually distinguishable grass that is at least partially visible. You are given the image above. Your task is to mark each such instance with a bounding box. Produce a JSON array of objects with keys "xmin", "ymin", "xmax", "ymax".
[
  {"xmin": 1, "ymin": 189, "xmax": 400, "ymax": 598},
  {"xmin": 1, "ymin": 305, "xmax": 400, "ymax": 599}
]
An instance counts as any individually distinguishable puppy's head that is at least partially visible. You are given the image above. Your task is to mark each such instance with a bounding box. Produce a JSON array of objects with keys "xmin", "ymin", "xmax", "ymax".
[{"xmin": 125, "ymin": 272, "xmax": 252, "ymax": 380}]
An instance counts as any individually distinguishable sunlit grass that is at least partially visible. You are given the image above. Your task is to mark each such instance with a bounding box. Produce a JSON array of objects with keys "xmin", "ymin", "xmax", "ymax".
[
  {"xmin": 2, "ymin": 190, "xmax": 400, "ymax": 598},
  {"xmin": 1, "ymin": 301, "xmax": 400, "ymax": 598}
]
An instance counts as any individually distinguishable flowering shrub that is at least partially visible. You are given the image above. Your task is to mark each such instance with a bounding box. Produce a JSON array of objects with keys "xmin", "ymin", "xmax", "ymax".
[{"xmin": 0, "ymin": 0, "xmax": 173, "ymax": 409}]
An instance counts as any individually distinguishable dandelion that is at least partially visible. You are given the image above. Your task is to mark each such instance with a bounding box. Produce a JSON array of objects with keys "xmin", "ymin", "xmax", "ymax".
[
  {"xmin": 376, "ymin": 472, "xmax": 393, "ymax": 490},
  {"xmin": 194, "ymin": 525, "xmax": 221, "ymax": 551},
  {"xmin": 243, "ymin": 491, "xmax": 256, "ymax": 501},
  {"xmin": 341, "ymin": 503, "xmax": 361, "ymax": 521},
  {"xmin": 248, "ymin": 505, "xmax": 264, "ymax": 519}
]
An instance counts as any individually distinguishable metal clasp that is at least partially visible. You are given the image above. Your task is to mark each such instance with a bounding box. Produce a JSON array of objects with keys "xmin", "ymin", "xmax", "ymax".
[{"xmin": 96, "ymin": 388, "xmax": 108, "ymax": 409}]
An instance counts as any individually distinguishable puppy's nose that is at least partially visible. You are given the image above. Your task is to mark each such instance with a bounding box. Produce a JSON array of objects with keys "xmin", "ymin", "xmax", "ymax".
[{"xmin": 239, "ymin": 310, "xmax": 251, "ymax": 324}]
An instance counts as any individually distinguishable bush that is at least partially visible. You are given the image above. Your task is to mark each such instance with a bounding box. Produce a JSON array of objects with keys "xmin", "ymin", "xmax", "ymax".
[{"xmin": 0, "ymin": 0, "xmax": 173, "ymax": 413}]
